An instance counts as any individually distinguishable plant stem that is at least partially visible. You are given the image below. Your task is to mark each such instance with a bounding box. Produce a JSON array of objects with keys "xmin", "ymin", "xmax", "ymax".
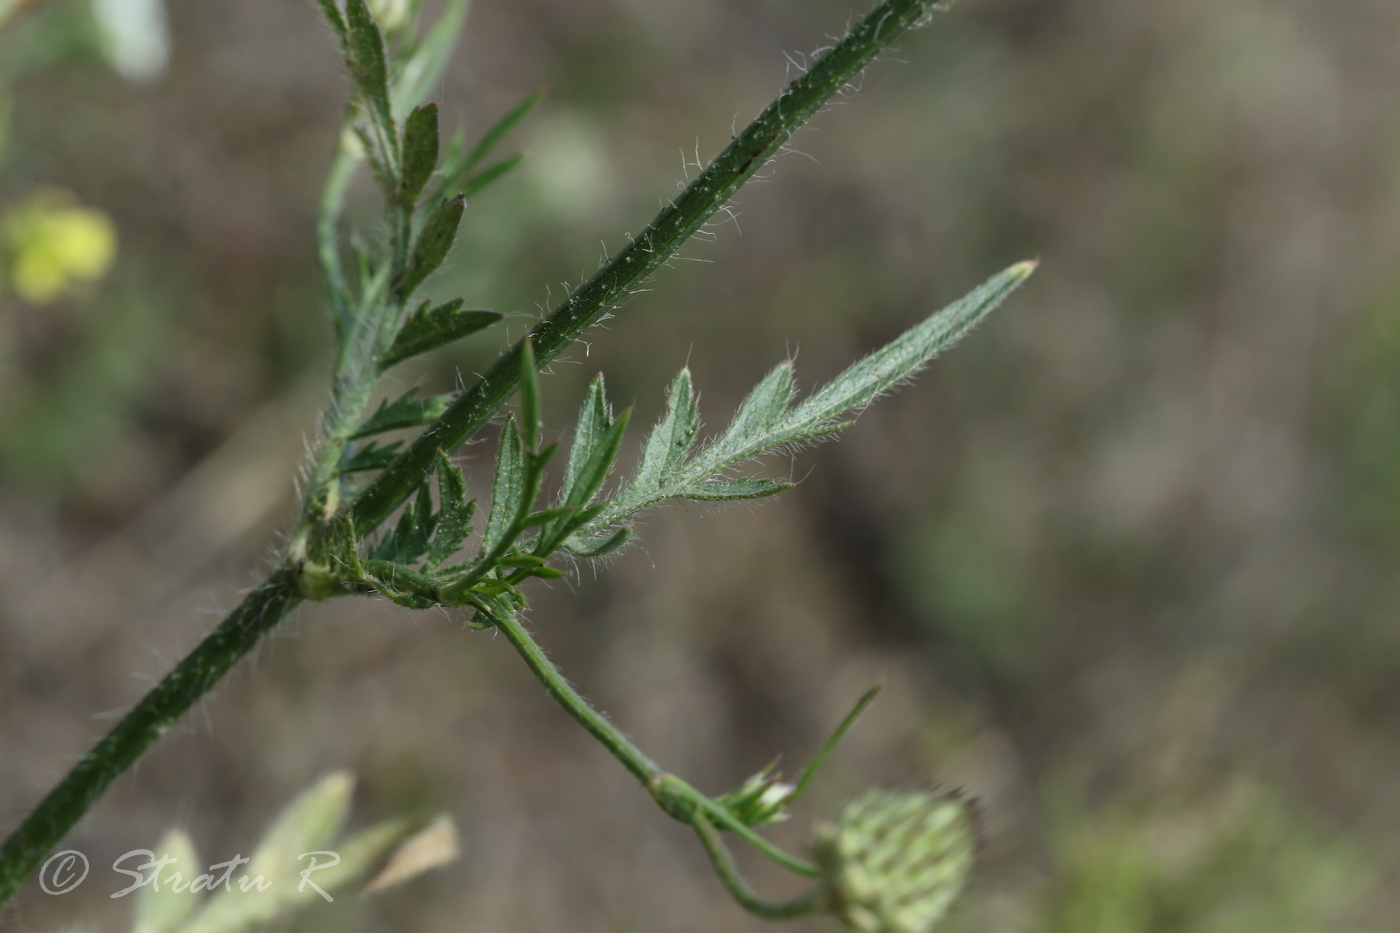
[
  {"xmin": 0, "ymin": 570, "xmax": 303, "ymax": 909},
  {"xmin": 655, "ymin": 774, "xmax": 822, "ymax": 879},
  {"xmin": 489, "ymin": 609, "xmax": 661, "ymax": 786},
  {"xmin": 350, "ymin": 0, "xmax": 950, "ymax": 533},
  {"xmin": 692, "ymin": 816, "xmax": 827, "ymax": 920},
  {"xmin": 489, "ymin": 612, "xmax": 822, "ymax": 882}
]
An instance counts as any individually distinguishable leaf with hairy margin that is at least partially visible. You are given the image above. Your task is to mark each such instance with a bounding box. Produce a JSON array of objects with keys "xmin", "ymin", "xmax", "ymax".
[
  {"xmin": 352, "ymin": 389, "xmax": 453, "ymax": 439},
  {"xmin": 340, "ymin": 439, "xmax": 403, "ymax": 474},
  {"xmin": 562, "ymin": 526, "xmax": 633, "ymax": 558},
  {"xmin": 482, "ymin": 418, "xmax": 524, "ymax": 555},
  {"xmin": 572, "ymin": 261, "xmax": 1036, "ymax": 545},
  {"xmin": 680, "ymin": 477, "xmax": 791, "ymax": 500},
  {"xmin": 395, "ymin": 196, "xmax": 464, "ymax": 300},
  {"xmin": 314, "ymin": 0, "xmax": 347, "ymax": 50},
  {"xmin": 370, "ymin": 483, "xmax": 434, "ymax": 564},
  {"xmin": 559, "ymin": 375, "xmax": 611, "ymax": 507},
  {"xmin": 383, "ymin": 299, "xmax": 500, "ymax": 369},
  {"xmin": 344, "ymin": 0, "xmax": 394, "ymax": 154}
]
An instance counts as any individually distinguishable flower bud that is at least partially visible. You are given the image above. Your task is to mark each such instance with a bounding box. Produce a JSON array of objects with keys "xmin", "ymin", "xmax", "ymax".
[
  {"xmin": 813, "ymin": 788, "xmax": 978, "ymax": 933},
  {"xmin": 715, "ymin": 765, "xmax": 797, "ymax": 827}
]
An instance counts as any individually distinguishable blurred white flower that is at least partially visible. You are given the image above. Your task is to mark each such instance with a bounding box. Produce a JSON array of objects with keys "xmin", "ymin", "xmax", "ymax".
[{"xmin": 91, "ymin": 0, "xmax": 170, "ymax": 83}]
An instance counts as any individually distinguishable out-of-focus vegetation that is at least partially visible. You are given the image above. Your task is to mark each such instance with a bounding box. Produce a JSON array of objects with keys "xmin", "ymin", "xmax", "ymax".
[{"xmin": 1, "ymin": 0, "xmax": 1396, "ymax": 931}]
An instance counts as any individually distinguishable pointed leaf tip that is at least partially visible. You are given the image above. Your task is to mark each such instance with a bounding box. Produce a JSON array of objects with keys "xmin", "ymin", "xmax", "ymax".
[
  {"xmin": 363, "ymin": 815, "xmax": 459, "ymax": 895},
  {"xmin": 559, "ymin": 375, "xmax": 613, "ymax": 510},
  {"xmin": 244, "ymin": 771, "xmax": 355, "ymax": 883},
  {"xmin": 132, "ymin": 828, "xmax": 199, "ymax": 933}
]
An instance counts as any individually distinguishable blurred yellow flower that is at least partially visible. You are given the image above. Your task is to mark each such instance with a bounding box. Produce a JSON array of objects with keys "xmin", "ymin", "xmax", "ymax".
[{"xmin": 2, "ymin": 189, "xmax": 117, "ymax": 304}]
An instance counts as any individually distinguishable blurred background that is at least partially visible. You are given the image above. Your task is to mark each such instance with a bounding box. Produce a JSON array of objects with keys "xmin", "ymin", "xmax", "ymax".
[{"xmin": 2, "ymin": 0, "xmax": 1398, "ymax": 929}]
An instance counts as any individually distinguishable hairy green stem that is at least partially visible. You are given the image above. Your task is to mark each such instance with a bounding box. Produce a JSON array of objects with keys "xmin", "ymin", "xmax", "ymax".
[
  {"xmin": 351, "ymin": 0, "xmax": 949, "ymax": 532},
  {"xmin": 0, "ymin": 570, "xmax": 303, "ymax": 909}
]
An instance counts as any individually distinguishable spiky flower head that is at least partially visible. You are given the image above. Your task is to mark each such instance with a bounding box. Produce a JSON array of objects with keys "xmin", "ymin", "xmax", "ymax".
[{"xmin": 813, "ymin": 788, "xmax": 978, "ymax": 933}]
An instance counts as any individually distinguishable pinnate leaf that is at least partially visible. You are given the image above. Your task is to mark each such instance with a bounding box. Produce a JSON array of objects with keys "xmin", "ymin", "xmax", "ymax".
[{"xmin": 578, "ymin": 262, "xmax": 1035, "ymax": 540}]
